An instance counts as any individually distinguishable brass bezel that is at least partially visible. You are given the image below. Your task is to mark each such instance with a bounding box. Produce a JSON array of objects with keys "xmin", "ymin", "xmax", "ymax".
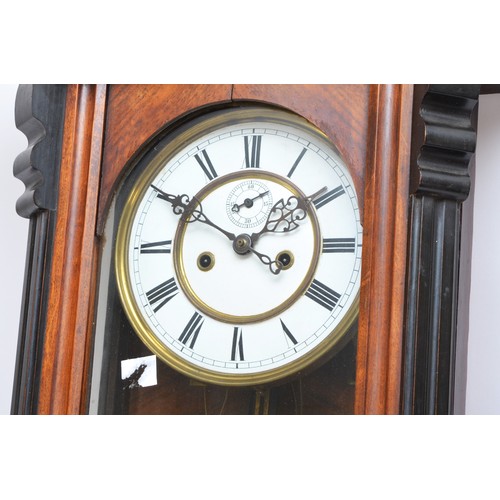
[
  {"xmin": 173, "ymin": 170, "xmax": 321, "ymax": 324},
  {"xmin": 115, "ymin": 106, "xmax": 360, "ymax": 387}
]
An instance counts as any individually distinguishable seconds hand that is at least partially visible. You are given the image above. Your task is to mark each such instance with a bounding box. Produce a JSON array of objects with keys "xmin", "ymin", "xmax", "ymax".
[{"xmin": 231, "ymin": 190, "xmax": 269, "ymax": 213}]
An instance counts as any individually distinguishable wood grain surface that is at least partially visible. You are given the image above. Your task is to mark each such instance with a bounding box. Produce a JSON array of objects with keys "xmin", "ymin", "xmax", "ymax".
[
  {"xmin": 97, "ymin": 84, "xmax": 233, "ymax": 232},
  {"xmin": 37, "ymin": 85, "xmax": 107, "ymax": 414},
  {"xmin": 354, "ymin": 85, "xmax": 413, "ymax": 414}
]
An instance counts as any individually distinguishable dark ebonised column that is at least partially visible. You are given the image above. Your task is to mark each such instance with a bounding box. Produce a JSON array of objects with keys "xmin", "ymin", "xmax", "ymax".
[
  {"xmin": 11, "ymin": 85, "xmax": 67, "ymax": 414},
  {"xmin": 402, "ymin": 85, "xmax": 480, "ymax": 414}
]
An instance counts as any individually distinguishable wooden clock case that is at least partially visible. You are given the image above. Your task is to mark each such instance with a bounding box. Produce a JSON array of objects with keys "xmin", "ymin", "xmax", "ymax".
[{"xmin": 11, "ymin": 84, "xmax": 481, "ymax": 414}]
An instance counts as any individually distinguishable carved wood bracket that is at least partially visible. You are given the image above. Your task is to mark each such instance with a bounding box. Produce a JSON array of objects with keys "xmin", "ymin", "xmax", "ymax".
[
  {"xmin": 11, "ymin": 85, "xmax": 68, "ymax": 413},
  {"xmin": 410, "ymin": 85, "xmax": 480, "ymax": 200},
  {"xmin": 403, "ymin": 84, "xmax": 480, "ymax": 414},
  {"xmin": 13, "ymin": 85, "xmax": 67, "ymax": 218}
]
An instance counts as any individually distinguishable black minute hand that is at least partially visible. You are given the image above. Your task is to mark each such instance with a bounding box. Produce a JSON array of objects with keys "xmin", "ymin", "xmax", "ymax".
[
  {"xmin": 152, "ymin": 185, "xmax": 236, "ymax": 242},
  {"xmin": 250, "ymin": 186, "xmax": 327, "ymax": 245}
]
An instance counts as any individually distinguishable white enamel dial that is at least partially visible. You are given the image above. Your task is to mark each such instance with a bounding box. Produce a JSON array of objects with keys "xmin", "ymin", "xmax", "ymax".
[{"xmin": 115, "ymin": 107, "xmax": 362, "ymax": 386}]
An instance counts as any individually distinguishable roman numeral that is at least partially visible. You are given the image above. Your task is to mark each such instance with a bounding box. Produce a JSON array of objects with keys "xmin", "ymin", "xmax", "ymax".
[
  {"xmin": 322, "ymin": 238, "xmax": 356, "ymax": 253},
  {"xmin": 280, "ymin": 319, "xmax": 298, "ymax": 346},
  {"xmin": 146, "ymin": 277, "xmax": 178, "ymax": 312},
  {"xmin": 231, "ymin": 327, "xmax": 244, "ymax": 361},
  {"xmin": 305, "ymin": 279, "xmax": 341, "ymax": 311},
  {"xmin": 194, "ymin": 150, "xmax": 218, "ymax": 180},
  {"xmin": 179, "ymin": 312, "xmax": 204, "ymax": 349},
  {"xmin": 287, "ymin": 147, "xmax": 307, "ymax": 178},
  {"xmin": 139, "ymin": 240, "xmax": 172, "ymax": 254},
  {"xmin": 244, "ymin": 135, "xmax": 262, "ymax": 168},
  {"xmin": 313, "ymin": 185, "xmax": 345, "ymax": 209}
]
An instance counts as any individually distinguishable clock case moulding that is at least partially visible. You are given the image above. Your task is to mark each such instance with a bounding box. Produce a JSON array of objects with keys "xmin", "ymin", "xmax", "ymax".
[{"xmin": 10, "ymin": 83, "xmax": 482, "ymax": 414}]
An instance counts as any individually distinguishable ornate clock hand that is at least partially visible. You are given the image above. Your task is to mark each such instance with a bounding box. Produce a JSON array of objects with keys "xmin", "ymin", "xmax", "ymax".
[
  {"xmin": 152, "ymin": 185, "xmax": 236, "ymax": 241},
  {"xmin": 185, "ymin": 202, "xmax": 238, "ymax": 241},
  {"xmin": 250, "ymin": 186, "xmax": 327, "ymax": 245},
  {"xmin": 232, "ymin": 234, "xmax": 283, "ymax": 275},
  {"xmin": 247, "ymin": 246, "xmax": 283, "ymax": 275},
  {"xmin": 231, "ymin": 190, "xmax": 270, "ymax": 213},
  {"xmin": 152, "ymin": 185, "xmax": 322, "ymax": 276}
]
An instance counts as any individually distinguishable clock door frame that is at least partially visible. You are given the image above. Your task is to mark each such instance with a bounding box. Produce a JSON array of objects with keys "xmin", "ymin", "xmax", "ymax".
[{"xmin": 11, "ymin": 83, "xmax": 478, "ymax": 415}]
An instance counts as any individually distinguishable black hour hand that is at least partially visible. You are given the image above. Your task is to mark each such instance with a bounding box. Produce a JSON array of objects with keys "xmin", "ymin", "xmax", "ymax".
[
  {"xmin": 152, "ymin": 185, "xmax": 192, "ymax": 216},
  {"xmin": 152, "ymin": 185, "xmax": 236, "ymax": 241}
]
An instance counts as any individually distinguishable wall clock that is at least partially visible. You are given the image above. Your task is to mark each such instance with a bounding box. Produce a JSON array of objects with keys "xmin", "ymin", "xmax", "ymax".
[
  {"xmin": 12, "ymin": 84, "xmax": 479, "ymax": 414},
  {"xmin": 113, "ymin": 106, "xmax": 362, "ymax": 388}
]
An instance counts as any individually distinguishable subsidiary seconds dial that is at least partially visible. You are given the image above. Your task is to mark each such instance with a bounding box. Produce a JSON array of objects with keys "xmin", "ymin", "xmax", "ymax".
[
  {"xmin": 115, "ymin": 107, "xmax": 362, "ymax": 386},
  {"xmin": 226, "ymin": 179, "xmax": 273, "ymax": 228}
]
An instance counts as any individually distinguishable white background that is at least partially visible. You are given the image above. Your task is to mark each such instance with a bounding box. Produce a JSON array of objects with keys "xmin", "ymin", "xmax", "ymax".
[
  {"xmin": 0, "ymin": 84, "xmax": 28, "ymax": 415},
  {"xmin": 0, "ymin": 3, "xmax": 498, "ymax": 498},
  {"xmin": 1, "ymin": 84, "xmax": 499, "ymax": 414},
  {"xmin": 466, "ymin": 93, "xmax": 500, "ymax": 413}
]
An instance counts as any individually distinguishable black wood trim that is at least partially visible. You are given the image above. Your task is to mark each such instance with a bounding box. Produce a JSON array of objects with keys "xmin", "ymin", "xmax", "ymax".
[
  {"xmin": 13, "ymin": 85, "xmax": 67, "ymax": 218},
  {"xmin": 10, "ymin": 85, "xmax": 67, "ymax": 414},
  {"xmin": 402, "ymin": 84, "xmax": 480, "ymax": 414}
]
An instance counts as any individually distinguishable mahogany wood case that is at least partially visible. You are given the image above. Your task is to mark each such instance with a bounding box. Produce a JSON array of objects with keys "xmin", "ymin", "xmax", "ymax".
[{"xmin": 11, "ymin": 84, "xmax": 479, "ymax": 415}]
